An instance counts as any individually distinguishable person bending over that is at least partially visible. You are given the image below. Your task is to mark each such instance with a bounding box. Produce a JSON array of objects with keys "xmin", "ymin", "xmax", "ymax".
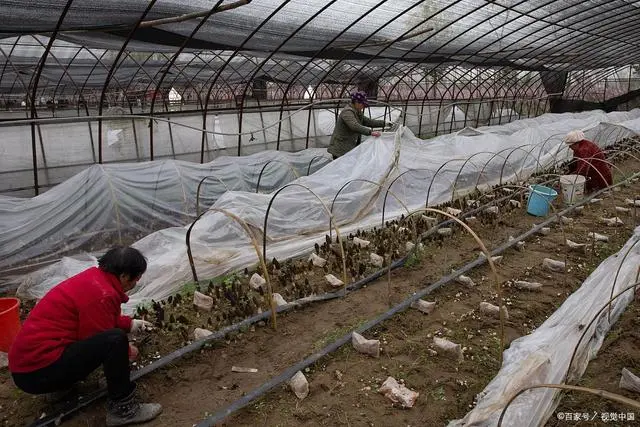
[
  {"xmin": 564, "ymin": 130, "xmax": 613, "ymax": 192},
  {"xmin": 9, "ymin": 246, "xmax": 161, "ymax": 426},
  {"xmin": 327, "ymin": 91, "xmax": 388, "ymax": 160}
]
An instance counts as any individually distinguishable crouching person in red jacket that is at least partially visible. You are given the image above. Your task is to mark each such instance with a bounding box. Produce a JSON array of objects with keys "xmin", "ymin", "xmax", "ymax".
[
  {"xmin": 8, "ymin": 246, "xmax": 162, "ymax": 426},
  {"xmin": 565, "ymin": 130, "xmax": 613, "ymax": 192}
]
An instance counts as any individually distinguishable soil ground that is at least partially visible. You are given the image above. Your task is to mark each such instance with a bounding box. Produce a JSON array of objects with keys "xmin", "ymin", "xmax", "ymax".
[
  {"xmin": 546, "ymin": 296, "xmax": 640, "ymax": 427},
  {"xmin": 2, "ymin": 157, "xmax": 640, "ymax": 427}
]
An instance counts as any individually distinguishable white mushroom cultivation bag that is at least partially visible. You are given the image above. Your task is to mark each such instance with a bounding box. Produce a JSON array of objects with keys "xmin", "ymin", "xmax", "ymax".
[
  {"xmin": 16, "ymin": 110, "xmax": 640, "ymax": 310},
  {"xmin": 448, "ymin": 227, "xmax": 640, "ymax": 427}
]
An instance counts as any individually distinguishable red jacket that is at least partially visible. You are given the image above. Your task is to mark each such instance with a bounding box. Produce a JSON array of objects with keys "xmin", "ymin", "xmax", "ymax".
[
  {"xmin": 570, "ymin": 139, "xmax": 613, "ymax": 191},
  {"xmin": 9, "ymin": 267, "xmax": 132, "ymax": 373}
]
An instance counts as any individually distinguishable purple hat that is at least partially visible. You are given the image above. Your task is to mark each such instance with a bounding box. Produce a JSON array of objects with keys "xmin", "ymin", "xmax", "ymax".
[{"xmin": 350, "ymin": 91, "xmax": 369, "ymax": 106}]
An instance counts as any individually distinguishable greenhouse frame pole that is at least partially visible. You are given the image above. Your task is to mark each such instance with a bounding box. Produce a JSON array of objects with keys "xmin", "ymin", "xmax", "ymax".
[
  {"xmin": 199, "ymin": 1, "xmax": 293, "ymax": 163},
  {"xmin": 234, "ymin": 1, "xmax": 341, "ymax": 152},
  {"xmin": 28, "ymin": 0, "xmax": 75, "ymax": 195},
  {"xmin": 148, "ymin": 0, "xmax": 225, "ymax": 161},
  {"xmin": 96, "ymin": 0, "xmax": 158, "ymax": 163}
]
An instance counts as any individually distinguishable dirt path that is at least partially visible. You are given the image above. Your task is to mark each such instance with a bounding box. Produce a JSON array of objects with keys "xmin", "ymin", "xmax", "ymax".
[{"xmin": 2, "ymin": 159, "xmax": 640, "ymax": 427}]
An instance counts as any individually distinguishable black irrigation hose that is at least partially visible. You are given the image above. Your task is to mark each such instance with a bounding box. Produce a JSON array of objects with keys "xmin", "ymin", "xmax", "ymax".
[
  {"xmin": 28, "ymin": 260, "xmax": 406, "ymax": 427},
  {"xmin": 195, "ymin": 173, "xmax": 640, "ymax": 426},
  {"xmin": 29, "ymin": 167, "xmax": 638, "ymax": 427}
]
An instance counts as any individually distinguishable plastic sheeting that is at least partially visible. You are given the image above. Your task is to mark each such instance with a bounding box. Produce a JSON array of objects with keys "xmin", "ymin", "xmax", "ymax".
[
  {"xmin": 448, "ymin": 227, "xmax": 640, "ymax": 427},
  {"xmin": 3, "ymin": 1, "xmax": 640, "ymax": 70},
  {"xmin": 16, "ymin": 109, "xmax": 640, "ymax": 311},
  {"xmin": 0, "ymin": 148, "xmax": 331, "ymax": 270},
  {"xmin": 0, "ymin": 107, "xmax": 335, "ymax": 194}
]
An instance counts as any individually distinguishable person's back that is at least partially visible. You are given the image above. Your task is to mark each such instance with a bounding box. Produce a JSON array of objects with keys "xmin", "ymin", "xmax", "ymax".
[
  {"xmin": 564, "ymin": 130, "xmax": 612, "ymax": 192},
  {"xmin": 9, "ymin": 266, "xmax": 130, "ymax": 373},
  {"xmin": 9, "ymin": 247, "xmax": 162, "ymax": 426}
]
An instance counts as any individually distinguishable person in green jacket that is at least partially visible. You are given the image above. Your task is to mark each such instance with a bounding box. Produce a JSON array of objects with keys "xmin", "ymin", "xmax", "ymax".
[{"xmin": 327, "ymin": 92, "xmax": 388, "ymax": 159}]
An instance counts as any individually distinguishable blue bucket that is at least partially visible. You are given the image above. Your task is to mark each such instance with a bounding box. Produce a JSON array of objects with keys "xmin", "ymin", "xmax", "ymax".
[{"xmin": 527, "ymin": 185, "xmax": 557, "ymax": 217}]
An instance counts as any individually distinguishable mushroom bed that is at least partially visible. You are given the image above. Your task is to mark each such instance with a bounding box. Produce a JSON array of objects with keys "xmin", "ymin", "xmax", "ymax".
[{"xmin": 2, "ymin": 156, "xmax": 640, "ymax": 426}]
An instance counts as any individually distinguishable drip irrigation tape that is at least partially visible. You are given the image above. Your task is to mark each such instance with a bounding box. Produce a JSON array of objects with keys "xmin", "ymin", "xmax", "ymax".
[
  {"xmin": 195, "ymin": 173, "xmax": 639, "ymax": 427},
  {"xmin": 29, "ymin": 168, "xmax": 638, "ymax": 427},
  {"xmin": 28, "ymin": 259, "xmax": 406, "ymax": 427}
]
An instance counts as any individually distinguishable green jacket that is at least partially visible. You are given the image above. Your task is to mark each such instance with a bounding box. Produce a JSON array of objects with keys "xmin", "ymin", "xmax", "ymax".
[{"xmin": 327, "ymin": 104, "xmax": 386, "ymax": 158}]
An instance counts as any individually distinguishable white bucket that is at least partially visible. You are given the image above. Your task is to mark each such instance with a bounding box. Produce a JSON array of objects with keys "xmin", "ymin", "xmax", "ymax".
[{"xmin": 560, "ymin": 174, "xmax": 586, "ymax": 205}]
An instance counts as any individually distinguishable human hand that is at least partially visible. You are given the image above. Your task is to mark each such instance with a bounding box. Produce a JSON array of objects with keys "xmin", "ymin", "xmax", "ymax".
[
  {"xmin": 371, "ymin": 131, "xmax": 381, "ymax": 137},
  {"xmin": 128, "ymin": 344, "xmax": 139, "ymax": 362},
  {"xmin": 130, "ymin": 319, "xmax": 154, "ymax": 334}
]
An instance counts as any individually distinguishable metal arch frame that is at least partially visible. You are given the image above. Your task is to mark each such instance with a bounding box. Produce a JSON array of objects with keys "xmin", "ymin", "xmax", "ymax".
[
  {"xmin": 498, "ymin": 144, "xmax": 546, "ymax": 182},
  {"xmin": 28, "ymin": 38, "xmax": 96, "ymax": 171},
  {"xmin": 129, "ymin": 52, "xmax": 176, "ymax": 108},
  {"xmin": 276, "ymin": 0, "xmax": 443, "ymax": 143},
  {"xmin": 590, "ymin": 124, "xmax": 629, "ymax": 149},
  {"xmin": 186, "ymin": 53, "xmax": 250, "ymax": 110},
  {"xmin": 123, "ymin": 51, "xmax": 196, "ymax": 159},
  {"xmin": 533, "ymin": 133, "xmax": 571, "ymax": 172},
  {"xmin": 418, "ymin": 83, "xmax": 446, "ymax": 138},
  {"xmin": 566, "ymin": 67, "xmax": 638, "ymax": 103},
  {"xmin": 393, "ymin": 0, "xmax": 563, "ymax": 120},
  {"xmin": 75, "ymin": 48, "xmax": 112, "ymax": 105},
  {"xmin": 27, "ymin": 0, "xmax": 76, "ymax": 195},
  {"xmin": 391, "ymin": 0, "xmax": 640, "ymax": 127},
  {"xmin": 254, "ymin": 160, "xmax": 300, "ymax": 193},
  {"xmin": 168, "ymin": 55, "xmax": 210, "ymax": 110},
  {"xmin": 424, "ymin": 157, "xmax": 474, "ymax": 208},
  {"xmin": 346, "ymin": 0, "xmax": 497, "ymax": 116},
  {"xmin": 452, "ymin": 151, "xmax": 519, "ymax": 200},
  {"xmin": 0, "ymin": 36, "xmax": 24, "ymax": 103},
  {"xmin": 5, "ymin": 2, "xmax": 640, "ymax": 199},
  {"xmin": 485, "ymin": 5, "xmax": 640, "ymax": 107},
  {"xmin": 233, "ymin": 1, "xmax": 343, "ymax": 155},
  {"xmin": 145, "ymin": 51, "xmax": 224, "ymax": 145},
  {"xmin": 185, "ymin": 207, "xmax": 278, "ymax": 331},
  {"xmin": 380, "ymin": 168, "xmax": 433, "ymax": 227},
  {"xmin": 563, "ymin": 280, "xmax": 640, "ymax": 387},
  {"xmin": 262, "ymin": 182, "xmax": 348, "ymax": 290},
  {"xmin": 328, "ymin": 178, "xmax": 409, "ymax": 240},
  {"xmin": 195, "ymin": 174, "xmax": 229, "ymax": 216},
  {"xmin": 46, "ymin": 44, "xmax": 88, "ymax": 107},
  {"xmin": 98, "ymin": 51, "xmax": 160, "ymax": 160},
  {"xmin": 78, "ymin": 48, "xmax": 144, "ymax": 160},
  {"xmin": 473, "ymin": 146, "xmax": 527, "ymax": 185},
  {"xmin": 605, "ymin": 238, "xmax": 640, "ymax": 321},
  {"xmin": 198, "ymin": 2, "xmax": 294, "ymax": 163},
  {"xmin": 272, "ymin": 0, "xmax": 417, "ymax": 148},
  {"xmin": 96, "ymin": 0, "xmax": 158, "ymax": 163},
  {"xmin": 564, "ymin": 68, "xmax": 616, "ymax": 100},
  {"xmin": 147, "ymin": 1, "xmax": 226, "ymax": 157},
  {"xmin": 305, "ymin": 155, "xmax": 332, "ymax": 176},
  {"xmin": 0, "ymin": 45, "xmax": 33, "ymax": 101}
]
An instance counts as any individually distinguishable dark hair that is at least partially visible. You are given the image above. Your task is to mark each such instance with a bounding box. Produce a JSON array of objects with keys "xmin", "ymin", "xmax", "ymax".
[{"xmin": 98, "ymin": 246, "xmax": 147, "ymax": 279}]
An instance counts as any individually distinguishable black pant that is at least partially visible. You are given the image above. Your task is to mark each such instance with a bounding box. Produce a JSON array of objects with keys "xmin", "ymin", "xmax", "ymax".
[{"xmin": 12, "ymin": 329, "xmax": 134, "ymax": 401}]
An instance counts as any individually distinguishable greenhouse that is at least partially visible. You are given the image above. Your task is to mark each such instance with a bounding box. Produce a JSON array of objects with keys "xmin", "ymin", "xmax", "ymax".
[{"xmin": 2, "ymin": 1, "xmax": 640, "ymax": 426}]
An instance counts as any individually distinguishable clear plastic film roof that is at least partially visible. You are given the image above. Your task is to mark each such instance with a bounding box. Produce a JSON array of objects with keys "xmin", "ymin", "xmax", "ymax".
[
  {"xmin": 3, "ymin": 1, "xmax": 640, "ymax": 68},
  {"xmin": 1, "ymin": 0, "xmax": 640, "ymax": 97}
]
